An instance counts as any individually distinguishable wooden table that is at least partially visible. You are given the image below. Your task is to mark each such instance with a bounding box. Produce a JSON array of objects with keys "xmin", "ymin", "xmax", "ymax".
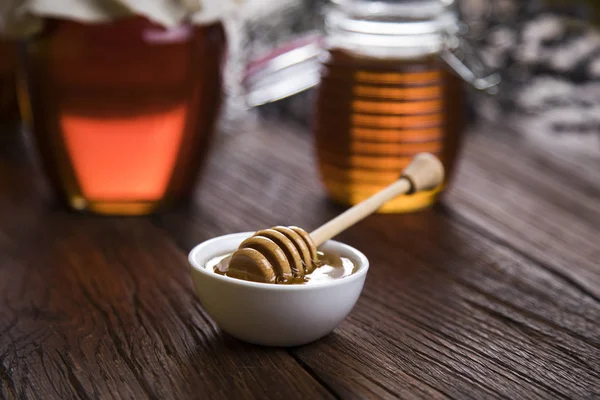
[{"xmin": 1, "ymin": 115, "xmax": 599, "ymax": 399}]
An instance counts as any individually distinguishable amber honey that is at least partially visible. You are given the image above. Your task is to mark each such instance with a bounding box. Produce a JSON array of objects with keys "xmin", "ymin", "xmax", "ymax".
[
  {"xmin": 314, "ymin": 49, "xmax": 466, "ymax": 213},
  {"xmin": 20, "ymin": 18, "xmax": 226, "ymax": 215}
]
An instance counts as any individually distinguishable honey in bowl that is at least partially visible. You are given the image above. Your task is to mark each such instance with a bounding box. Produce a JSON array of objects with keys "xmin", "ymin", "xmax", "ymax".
[
  {"xmin": 201, "ymin": 155, "xmax": 444, "ymax": 286},
  {"xmin": 207, "ymin": 251, "xmax": 357, "ymax": 285}
]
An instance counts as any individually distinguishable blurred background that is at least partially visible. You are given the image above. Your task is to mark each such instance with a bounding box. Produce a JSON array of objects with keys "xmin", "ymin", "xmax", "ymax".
[
  {"xmin": 245, "ymin": 0, "xmax": 600, "ymax": 153},
  {"xmin": 0, "ymin": 0, "xmax": 598, "ymax": 215}
]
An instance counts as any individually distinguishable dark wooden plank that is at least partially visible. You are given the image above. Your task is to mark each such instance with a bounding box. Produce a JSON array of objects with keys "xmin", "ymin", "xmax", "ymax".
[
  {"xmin": 444, "ymin": 124, "xmax": 600, "ymax": 300},
  {"xmin": 290, "ymin": 215, "xmax": 600, "ymax": 400},
  {"xmin": 154, "ymin": 117, "xmax": 600, "ymax": 399},
  {"xmin": 0, "ymin": 126, "xmax": 334, "ymax": 400}
]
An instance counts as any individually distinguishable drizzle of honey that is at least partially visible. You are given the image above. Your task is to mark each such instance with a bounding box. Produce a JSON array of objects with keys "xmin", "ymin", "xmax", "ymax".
[{"xmin": 207, "ymin": 251, "xmax": 357, "ymax": 285}]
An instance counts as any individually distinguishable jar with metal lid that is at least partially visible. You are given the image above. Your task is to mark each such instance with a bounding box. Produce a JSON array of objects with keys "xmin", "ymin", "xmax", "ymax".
[{"xmin": 313, "ymin": 0, "xmax": 498, "ymax": 212}]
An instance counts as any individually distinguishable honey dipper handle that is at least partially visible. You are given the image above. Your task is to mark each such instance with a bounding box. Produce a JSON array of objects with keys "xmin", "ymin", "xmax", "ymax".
[{"xmin": 310, "ymin": 153, "xmax": 445, "ymax": 246}]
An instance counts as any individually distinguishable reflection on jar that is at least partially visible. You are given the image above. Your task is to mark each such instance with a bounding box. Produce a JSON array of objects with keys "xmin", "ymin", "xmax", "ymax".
[{"xmin": 20, "ymin": 17, "xmax": 226, "ymax": 215}]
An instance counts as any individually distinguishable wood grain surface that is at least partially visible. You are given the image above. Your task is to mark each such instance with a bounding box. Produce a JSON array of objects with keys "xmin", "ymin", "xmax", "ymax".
[{"xmin": 1, "ymin": 115, "xmax": 599, "ymax": 399}]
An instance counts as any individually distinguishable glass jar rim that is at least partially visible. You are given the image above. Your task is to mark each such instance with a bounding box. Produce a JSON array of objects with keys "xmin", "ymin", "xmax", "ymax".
[
  {"xmin": 331, "ymin": 0, "xmax": 455, "ymax": 20},
  {"xmin": 326, "ymin": 0, "xmax": 460, "ymax": 40}
]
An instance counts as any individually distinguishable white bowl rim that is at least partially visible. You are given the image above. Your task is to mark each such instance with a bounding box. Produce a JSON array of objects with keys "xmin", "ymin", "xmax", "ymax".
[{"xmin": 188, "ymin": 231, "xmax": 369, "ymax": 291}]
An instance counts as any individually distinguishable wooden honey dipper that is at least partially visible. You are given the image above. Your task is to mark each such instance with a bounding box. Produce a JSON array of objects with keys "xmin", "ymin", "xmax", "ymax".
[{"xmin": 226, "ymin": 153, "xmax": 445, "ymax": 283}]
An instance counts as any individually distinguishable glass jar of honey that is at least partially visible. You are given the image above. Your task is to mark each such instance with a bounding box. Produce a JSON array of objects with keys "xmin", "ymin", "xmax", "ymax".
[
  {"xmin": 19, "ymin": 17, "xmax": 226, "ymax": 215},
  {"xmin": 313, "ymin": 0, "xmax": 499, "ymax": 213}
]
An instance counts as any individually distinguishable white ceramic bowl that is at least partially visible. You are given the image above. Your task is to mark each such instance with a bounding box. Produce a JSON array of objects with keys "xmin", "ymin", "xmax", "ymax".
[{"xmin": 188, "ymin": 232, "xmax": 369, "ymax": 347}]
